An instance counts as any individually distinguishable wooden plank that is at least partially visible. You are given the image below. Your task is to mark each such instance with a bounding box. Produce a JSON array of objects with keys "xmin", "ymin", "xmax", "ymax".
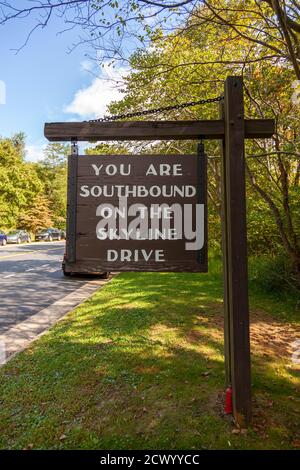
[
  {"xmin": 65, "ymin": 145, "xmax": 78, "ymax": 264},
  {"xmin": 63, "ymin": 259, "xmax": 208, "ymax": 273},
  {"xmin": 245, "ymin": 119, "xmax": 275, "ymax": 138},
  {"xmin": 219, "ymin": 99, "xmax": 231, "ymax": 387},
  {"xmin": 44, "ymin": 119, "xmax": 274, "ymax": 142},
  {"xmin": 223, "ymin": 76, "xmax": 252, "ymax": 427}
]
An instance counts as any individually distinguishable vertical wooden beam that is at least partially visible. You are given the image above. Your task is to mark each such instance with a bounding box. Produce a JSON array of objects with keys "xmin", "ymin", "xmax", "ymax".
[
  {"xmin": 219, "ymin": 100, "xmax": 231, "ymax": 387},
  {"xmin": 197, "ymin": 140, "xmax": 208, "ymax": 269},
  {"xmin": 65, "ymin": 140, "xmax": 78, "ymax": 264},
  {"xmin": 222, "ymin": 76, "xmax": 252, "ymax": 426}
]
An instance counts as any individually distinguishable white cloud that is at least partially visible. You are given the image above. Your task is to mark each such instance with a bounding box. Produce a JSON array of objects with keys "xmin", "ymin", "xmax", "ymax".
[
  {"xmin": 25, "ymin": 141, "xmax": 46, "ymax": 162},
  {"xmin": 64, "ymin": 63, "xmax": 127, "ymax": 120},
  {"xmin": 80, "ymin": 60, "xmax": 94, "ymax": 73}
]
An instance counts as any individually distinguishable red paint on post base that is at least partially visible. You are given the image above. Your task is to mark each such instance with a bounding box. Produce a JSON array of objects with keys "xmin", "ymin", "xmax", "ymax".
[{"xmin": 225, "ymin": 386, "xmax": 233, "ymax": 414}]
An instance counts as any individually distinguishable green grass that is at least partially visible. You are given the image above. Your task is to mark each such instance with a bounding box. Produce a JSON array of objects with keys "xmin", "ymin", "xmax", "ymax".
[{"xmin": 0, "ymin": 258, "xmax": 299, "ymax": 450}]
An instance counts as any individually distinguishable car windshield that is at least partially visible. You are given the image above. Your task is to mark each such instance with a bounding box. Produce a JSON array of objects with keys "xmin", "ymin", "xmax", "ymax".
[
  {"xmin": 38, "ymin": 230, "xmax": 49, "ymax": 234},
  {"xmin": 8, "ymin": 231, "xmax": 19, "ymax": 235}
]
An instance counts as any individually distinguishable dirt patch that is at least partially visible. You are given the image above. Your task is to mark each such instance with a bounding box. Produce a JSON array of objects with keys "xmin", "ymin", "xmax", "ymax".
[
  {"xmin": 250, "ymin": 311, "xmax": 300, "ymax": 359},
  {"xmin": 186, "ymin": 329, "xmax": 209, "ymax": 342},
  {"xmin": 134, "ymin": 365, "xmax": 161, "ymax": 374},
  {"xmin": 189, "ymin": 304, "xmax": 300, "ymax": 361}
]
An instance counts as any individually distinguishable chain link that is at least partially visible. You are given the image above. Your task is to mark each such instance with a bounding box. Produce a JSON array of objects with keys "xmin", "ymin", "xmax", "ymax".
[{"xmin": 88, "ymin": 95, "xmax": 223, "ymax": 122}]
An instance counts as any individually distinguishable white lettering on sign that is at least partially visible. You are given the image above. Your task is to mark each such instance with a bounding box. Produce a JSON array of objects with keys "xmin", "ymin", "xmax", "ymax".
[
  {"xmin": 91, "ymin": 162, "xmax": 183, "ymax": 177},
  {"xmin": 79, "ymin": 184, "xmax": 196, "ymax": 198},
  {"xmin": 92, "ymin": 163, "xmax": 131, "ymax": 176},
  {"xmin": 145, "ymin": 163, "xmax": 183, "ymax": 176},
  {"xmin": 107, "ymin": 249, "xmax": 165, "ymax": 262}
]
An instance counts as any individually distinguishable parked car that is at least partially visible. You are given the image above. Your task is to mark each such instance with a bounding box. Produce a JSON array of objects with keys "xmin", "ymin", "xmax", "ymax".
[
  {"xmin": 6, "ymin": 230, "xmax": 31, "ymax": 244},
  {"xmin": 35, "ymin": 228, "xmax": 62, "ymax": 242},
  {"xmin": 0, "ymin": 230, "xmax": 7, "ymax": 246}
]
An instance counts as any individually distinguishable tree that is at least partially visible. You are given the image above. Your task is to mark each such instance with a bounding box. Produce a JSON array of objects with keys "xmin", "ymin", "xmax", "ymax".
[
  {"xmin": 104, "ymin": 9, "xmax": 300, "ymax": 284},
  {"xmin": 36, "ymin": 143, "xmax": 69, "ymax": 229},
  {"xmin": 18, "ymin": 195, "xmax": 53, "ymax": 233},
  {"xmin": 43, "ymin": 142, "xmax": 69, "ymax": 167},
  {"xmin": 0, "ymin": 136, "xmax": 43, "ymax": 229},
  {"xmin": 10, "ymin": 131, "xmax": 26, "ymax": 159},
  {"xmin": 85, "ymin": 142, "xmax": 134, "ymax": 155},
  {"xmin": 0, "ymin": 1, "xmax": 299, "ymax": 79},
  {"xmin": 0, "ymin": 137, "xmax": 67, "ymax": 233}
]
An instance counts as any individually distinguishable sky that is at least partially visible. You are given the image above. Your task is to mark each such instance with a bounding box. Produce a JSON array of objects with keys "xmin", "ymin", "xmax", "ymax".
[{"xmin": 0, "ymin": 6, "xmax": 126, "ymax": 161}]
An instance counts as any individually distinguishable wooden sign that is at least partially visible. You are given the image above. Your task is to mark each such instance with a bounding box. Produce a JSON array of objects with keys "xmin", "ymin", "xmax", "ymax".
[
  {"xmin": 45, "ymin": 76, "xmax": 276, "ymax": 427},
  {"xmin": 66, "ymin": 154, "xmax": 207, "ymax": 273}
]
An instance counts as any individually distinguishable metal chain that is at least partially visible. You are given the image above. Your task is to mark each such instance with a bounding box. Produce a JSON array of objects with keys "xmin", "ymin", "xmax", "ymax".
[{"xmin": 88, "ymin": 95, "xmax": 223, "ymax": 122}]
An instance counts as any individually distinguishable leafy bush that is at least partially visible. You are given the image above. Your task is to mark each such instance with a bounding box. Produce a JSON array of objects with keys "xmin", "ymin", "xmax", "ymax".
[{"xmin": 248, "ymin": 253, "xmax": 299, "ymax": 298}]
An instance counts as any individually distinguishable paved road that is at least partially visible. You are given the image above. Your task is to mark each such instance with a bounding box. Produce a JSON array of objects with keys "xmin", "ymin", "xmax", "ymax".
[{"xmin": 0, "ymin": 242, "xmax": 90, "ymax": 334}]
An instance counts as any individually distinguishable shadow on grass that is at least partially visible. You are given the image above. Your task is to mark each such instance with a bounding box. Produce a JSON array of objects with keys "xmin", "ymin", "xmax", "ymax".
[{"xmin": 0, "ymin": 271, "xmax": 299, "ymax": 450}]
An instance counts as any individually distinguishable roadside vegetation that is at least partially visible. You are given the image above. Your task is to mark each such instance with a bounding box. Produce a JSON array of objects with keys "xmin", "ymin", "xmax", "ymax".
[
  {"xmin": 0, "ymin": 136, "xmax": 69, "ymax": 234},
  {"xmin": 0, "ymin": 265, "xmax": 299, "ymax": 450}
]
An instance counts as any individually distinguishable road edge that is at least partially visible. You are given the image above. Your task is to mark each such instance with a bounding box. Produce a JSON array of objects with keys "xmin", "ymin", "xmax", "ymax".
[{"xmin": 0, "ymin": 273, "xmax": 118, "ymax": 366}]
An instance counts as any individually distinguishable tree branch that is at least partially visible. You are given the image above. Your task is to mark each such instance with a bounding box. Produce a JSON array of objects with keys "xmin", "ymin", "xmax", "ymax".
[{"xmin": 139, "ymin": 0, "xmax": 195, "ymax": 7}]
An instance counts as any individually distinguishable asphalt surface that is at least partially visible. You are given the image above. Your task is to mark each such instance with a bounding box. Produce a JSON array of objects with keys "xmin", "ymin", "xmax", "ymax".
[{"xmin": 0, "ymin": 242, "xmax": 90, "ymax": 334}]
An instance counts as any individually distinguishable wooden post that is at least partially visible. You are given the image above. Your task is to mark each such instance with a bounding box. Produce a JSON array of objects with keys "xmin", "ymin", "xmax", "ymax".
[
  {"xmin": 65, "ymin": 140, "xmax": 78, "ymax": 264},
  {"xmin": 219, "ymin": 100, "xmax": 231, "ymax": 387},
  {"xmin": 221, "ymin": 76, "xmax": 252, "ymax": 426}
]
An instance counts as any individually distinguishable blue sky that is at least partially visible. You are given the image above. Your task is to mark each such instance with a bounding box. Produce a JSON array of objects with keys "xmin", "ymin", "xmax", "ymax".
[{"xmin": 0, "ymin": 8, "xmax": 126, "ymax": 160}]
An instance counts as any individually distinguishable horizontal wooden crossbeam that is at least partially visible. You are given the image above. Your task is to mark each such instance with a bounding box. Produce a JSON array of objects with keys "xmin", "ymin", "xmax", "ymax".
[{"xmin": 44, "ymin": 119, "xmax": 275, "ymax": 142}]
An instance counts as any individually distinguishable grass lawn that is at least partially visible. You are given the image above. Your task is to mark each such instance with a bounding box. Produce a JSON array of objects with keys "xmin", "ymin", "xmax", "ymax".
[{"xmin": 0, "ymin": 259, "xmax": 299, "ymax": 450}]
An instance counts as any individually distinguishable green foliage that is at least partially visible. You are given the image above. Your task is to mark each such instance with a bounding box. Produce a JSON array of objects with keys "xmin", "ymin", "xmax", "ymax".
[
  {"xmin": 106, "ymin": 1, "xmax": 300, "ymax": 286},
  {"xmin": 246, "ymin": 190, "xmax": 281, "ymax": 255},
  {"xmin": 85, "ymin": 142, "xmax": 128, "ymax": 155},
  {"xmin": 249, "ymin": 252, "xmax": 299, "ymax": 298},
  {"xmin": 36, "ymin": 143, "xmax": 69, "ymax": 229},
  {"xmin": 18, "ymin": 194, "xmax": 53, "ymax": 233},
  {"xmin": 0, "ymin": 138, "xmax": 68, "ymax": 233},
  {"xmin": 0, "ymin": 136, "xmax": 43, "ymax": 229}
]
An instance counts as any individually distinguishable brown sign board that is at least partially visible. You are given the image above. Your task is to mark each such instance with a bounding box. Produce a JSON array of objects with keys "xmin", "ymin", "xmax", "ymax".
[{"xmin": 65, "ymin": 154, "xmax": 207, "ymax": 273}]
